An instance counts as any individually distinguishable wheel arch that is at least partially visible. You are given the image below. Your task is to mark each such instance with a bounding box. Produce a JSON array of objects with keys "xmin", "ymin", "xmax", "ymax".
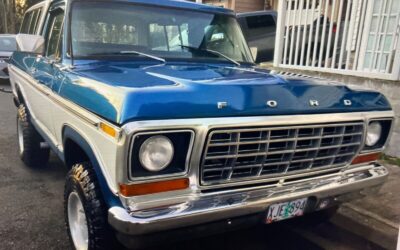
[{"xmin": 62, "ymin": 125, "xmax": 122, "ymax": 207}]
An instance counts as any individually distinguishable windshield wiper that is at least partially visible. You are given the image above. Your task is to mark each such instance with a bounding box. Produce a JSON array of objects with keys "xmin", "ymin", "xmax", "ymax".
[
  {"xmin": 90, "ymin": 50, "xmax": 166, "ymax": 63},
  {"xmin": 180, "ymin": 45, "xmax": 240, "ymax": 66}
]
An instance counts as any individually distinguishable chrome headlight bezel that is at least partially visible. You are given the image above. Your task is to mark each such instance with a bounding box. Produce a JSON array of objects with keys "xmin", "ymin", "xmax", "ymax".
[
  {"xmin": 362, "ymin": 119, "xmax": 393, "ymax": 152},
  {"xmin": 365, "ymin": 122, "xmax": 382, "ymax": 147},
  {"xmin": 129, "ymin": 130, "xmax": 195, "ymax": 181}
]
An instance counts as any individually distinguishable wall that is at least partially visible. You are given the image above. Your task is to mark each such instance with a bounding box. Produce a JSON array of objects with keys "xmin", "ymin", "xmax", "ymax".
[
  {"xmin": 234, "ymin": 0, "xmax": 265, "ymax": 12},
  {"xmin": 202, "ymin": 0, "xmax": 277, "ymax": 12}
]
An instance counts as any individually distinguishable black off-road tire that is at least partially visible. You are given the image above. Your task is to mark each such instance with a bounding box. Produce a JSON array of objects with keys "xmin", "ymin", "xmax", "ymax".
[
  {"xmin": 17, "ymin": 103, "xmax": 50, "ymax": 167},
  {"xmin": 65, "ymin": 162, "xmax": 118, "ymax": 250}
]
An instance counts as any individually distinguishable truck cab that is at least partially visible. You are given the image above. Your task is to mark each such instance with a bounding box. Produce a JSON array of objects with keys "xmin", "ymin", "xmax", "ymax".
[{"xmin": 9, "ymin": 0, "xmax": 394, "ymax": 249}]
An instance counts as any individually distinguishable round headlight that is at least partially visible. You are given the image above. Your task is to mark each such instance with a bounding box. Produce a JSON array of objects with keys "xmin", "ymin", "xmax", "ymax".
[
  {"xmin": 365, "ymin": 122, "xmax": 382, "ymax": 147},
  {"xmin": 139, "ymin": 135, "xmax": 174, "ymax": 172}
]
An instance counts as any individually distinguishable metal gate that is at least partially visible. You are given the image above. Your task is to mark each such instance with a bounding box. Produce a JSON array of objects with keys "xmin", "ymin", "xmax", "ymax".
[{"xmin": 273, "ymin": 0, "xmax": 400, "ymax": 80}]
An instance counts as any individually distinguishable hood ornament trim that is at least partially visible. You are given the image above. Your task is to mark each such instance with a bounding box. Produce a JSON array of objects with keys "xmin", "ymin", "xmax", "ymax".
[
  {"xmin": 309, "ymin": 100, "xmax": 319, "ymax": 107},
  {"xmin": 217, "ymin": 102, "xmax": 228, "ymax": 109},
  {"xmin": 344, "ymin": 100, "xmax": 352, "ymax": 106},
  {"xmin": 266, "ymin": 100, "xmax": 278, "ymax": 108}
]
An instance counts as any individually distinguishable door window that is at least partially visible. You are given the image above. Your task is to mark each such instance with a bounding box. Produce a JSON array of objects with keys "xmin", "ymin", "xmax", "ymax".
[
  {"xmin": 31, "ymin": 9, "xmax": 42, "ymax": 34},
  {"xmin": 20, "ymin": 11, "xmax": 33, "ymax": 34},
  {"xmin": 45, "ymin": 10, "xmax": 64, "ymax": 59},
  {"xmin": 20, "ymin": 9, "xmax": 42, "ymax": 34}
]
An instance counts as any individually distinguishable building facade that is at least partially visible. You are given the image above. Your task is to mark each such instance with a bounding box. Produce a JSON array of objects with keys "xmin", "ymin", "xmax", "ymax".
[{"xmin": 192, "ymin": 0, "xmax": 277, "ymax": 12}]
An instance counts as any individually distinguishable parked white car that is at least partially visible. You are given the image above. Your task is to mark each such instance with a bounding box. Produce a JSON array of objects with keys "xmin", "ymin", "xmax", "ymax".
[{"xmin": 0, "ymin": 35, "xmax": 16, "ymax": 82}]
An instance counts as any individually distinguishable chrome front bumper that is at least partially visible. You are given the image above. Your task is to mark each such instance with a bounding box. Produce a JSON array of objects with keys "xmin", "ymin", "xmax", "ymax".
[{"xmin": 108, "ymin": 164, "xmax": 388, "ymax": 236}]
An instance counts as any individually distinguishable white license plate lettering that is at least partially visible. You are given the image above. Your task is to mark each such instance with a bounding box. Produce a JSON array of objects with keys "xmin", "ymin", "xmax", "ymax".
[{"xmin": 266, "ymin": 198, "xmax": 308, "ymax": 224}]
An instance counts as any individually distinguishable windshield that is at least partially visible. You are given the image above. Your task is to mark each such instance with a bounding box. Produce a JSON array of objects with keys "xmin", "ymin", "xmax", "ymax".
[
  {"xmin": 70, "ymin": 2, "xmax": 253, "ymax": 64},
  {"xmin": 0, "ymin": 37, "xmax": 16, "ymax": 52}
]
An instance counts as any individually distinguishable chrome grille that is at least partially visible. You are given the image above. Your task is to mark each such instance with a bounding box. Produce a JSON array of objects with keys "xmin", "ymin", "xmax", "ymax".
[{"xmin": 201, "ymin": 122, "xmax": 364, "ymax": 185}]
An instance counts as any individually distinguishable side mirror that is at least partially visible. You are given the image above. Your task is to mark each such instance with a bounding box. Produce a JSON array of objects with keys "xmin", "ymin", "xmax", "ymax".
[
  {"xmin": 250, "ymin": 47, "xmax": 258, "ymax": 61},
  {"xmin": 16, "ymin": 34, "xmax": 45, "ymax": 54}
]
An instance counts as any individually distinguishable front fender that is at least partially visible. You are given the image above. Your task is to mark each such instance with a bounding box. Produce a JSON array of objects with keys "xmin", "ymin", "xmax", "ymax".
[{"xmin": 62, "ymin": 126, "xmax": 122, "ymax": 208}]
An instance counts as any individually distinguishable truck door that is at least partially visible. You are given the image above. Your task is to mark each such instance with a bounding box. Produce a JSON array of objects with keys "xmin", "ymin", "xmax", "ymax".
[{"xmin": 30, "ymin": 7, "xmax": 64, "ymax": 144}]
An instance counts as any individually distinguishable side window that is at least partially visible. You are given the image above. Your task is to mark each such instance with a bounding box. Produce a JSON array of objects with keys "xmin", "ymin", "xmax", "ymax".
[
  {"xmin": 32, "ymin": 9, "xmax": 43, "ymax": 34},
  {"xmin": 245, "ymin": 14, "xmax": 276, "ymax": 40},
  {"xmin": 20, "ymin": 11, "xmax": 33, "ymax": 34},
  {"xmin": 20, "ymin": 8, "xmax": 43, "ymax": 34},
  {"xmin": 28, "ymin": 9, "xmax": 39, "ymax": 34},
  {"xmin": 45, "ymin": 9, "xmax": 64, "ymax": 59}
]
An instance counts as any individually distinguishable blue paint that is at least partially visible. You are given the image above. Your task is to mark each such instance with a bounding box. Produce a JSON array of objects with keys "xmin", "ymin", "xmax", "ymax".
[{"xmin": 58, "ymin": 61, "xmax": 391, "ymax": 124}]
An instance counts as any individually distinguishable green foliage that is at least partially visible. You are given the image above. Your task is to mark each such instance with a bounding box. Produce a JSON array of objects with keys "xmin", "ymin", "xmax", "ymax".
[
  {"xmin": 380, "ymin": 154, "xmax": 400, "ymax": 167},
  {"xmin": 0, "ymin": 0, "xmax": 42, "ymax": 34}
]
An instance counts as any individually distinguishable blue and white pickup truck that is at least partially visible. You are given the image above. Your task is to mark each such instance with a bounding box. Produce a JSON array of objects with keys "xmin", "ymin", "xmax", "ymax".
[{"xmin": 9, "ymin": 0, "xmax": 394, "ymax": 249}]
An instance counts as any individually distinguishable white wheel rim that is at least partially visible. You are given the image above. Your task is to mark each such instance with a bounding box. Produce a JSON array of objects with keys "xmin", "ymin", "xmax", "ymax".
[
  {"xmin": 68, "ymin": 192, "xmax": 89, "ymax": 250},
  {"xmin": 17, "ymin": 117, "xmax": 24, "ymax": 155}
]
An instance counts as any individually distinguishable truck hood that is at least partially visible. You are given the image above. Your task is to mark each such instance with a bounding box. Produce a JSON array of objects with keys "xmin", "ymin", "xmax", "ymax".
[{"xmin": 60, "ymin": 61, "xmax": 391, "ymax": 125}]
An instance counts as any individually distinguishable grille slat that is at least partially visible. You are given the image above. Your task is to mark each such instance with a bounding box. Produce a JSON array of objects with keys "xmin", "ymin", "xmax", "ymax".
[{"xmin": 201, "ymin": 122, "xmax": 364, "ymax": 185}]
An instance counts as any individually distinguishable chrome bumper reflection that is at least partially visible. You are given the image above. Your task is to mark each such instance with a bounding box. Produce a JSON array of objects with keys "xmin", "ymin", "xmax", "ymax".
[{"xmin": 108, "ymin": 164, "xmax": 388, "ymax": 235}]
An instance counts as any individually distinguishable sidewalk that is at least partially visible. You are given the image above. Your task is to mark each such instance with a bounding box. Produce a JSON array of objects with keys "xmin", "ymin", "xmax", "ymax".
[{"xmin": 332, "ymin": 163, "xmax": 400, "ymax": 249}]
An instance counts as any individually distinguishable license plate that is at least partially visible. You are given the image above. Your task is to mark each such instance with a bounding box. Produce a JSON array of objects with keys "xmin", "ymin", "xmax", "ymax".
[{"xmin": 266, "ymin": 198, "xmax": 308, "ymax": 224}]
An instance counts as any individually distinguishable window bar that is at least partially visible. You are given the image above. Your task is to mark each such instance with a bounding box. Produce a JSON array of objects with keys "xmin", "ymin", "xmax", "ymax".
[
  {"xmin": 294, "ymin": 0, "xmax": 305, "ymax": 65},
  {"xmin": 368, "ymin": 0, "xmax": 385, "ymax": 71},
  {"xmin": 325, "ymin": 0, "xmax": 337, "ymax": 67},
  {"xmin": 312, "ymin": 1, "xmax": 323, "ymax": 66},
  {"xmin": 385, "ymin": 14, "xmax": 400, "ymax": 73},
  {"xmin": 377, "ymin": 0, "xmax": 393, "ymax": 73},
  {"xmin": 300, "ymin": 0, "xmax": 311, "ymax": 66},
  {"xmin": 338, "ymin": 0, "xmax": 352, "ymax": 69},
  {"xmin": 345, "ymin": 0, "xmax": 359, "ymax": 70},
  {"xmin": 284, "ymin": 0, "xmax": 293, "ymax": 65},
  {"xmin": 331, "ymin": 0, "xmax": 345, "ymax": 69},
  {"xmin": 318, "ymin": 0, "xmax": 330, "ymax": 67},
  {"xmin": 306, "ymin": 0, "xmax": 317, "ymax": 67},
  {"xmin": 289, "ymin": 0, "xmax": 299, "ymax": 65},
  {"xmin": 353, "ymin": 0, "xmax": 368, "ymax": 70}
]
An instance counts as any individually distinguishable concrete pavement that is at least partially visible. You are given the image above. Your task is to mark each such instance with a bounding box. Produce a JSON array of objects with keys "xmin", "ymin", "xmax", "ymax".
[{"xmin": 332, "ymin": 164, "xmax": 400, "ymax": 249}]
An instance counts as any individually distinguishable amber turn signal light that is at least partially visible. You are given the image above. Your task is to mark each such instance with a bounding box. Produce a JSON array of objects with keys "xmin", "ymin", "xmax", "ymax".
[
  {"xmin": 119, "ymin": 178, "xmax": 189, "ymax": 196},
  {"xmin": 351, "ymin": 153, "xmax": 381, "ymax": 165},
  {"xmin": 99, "ymin": 122, "xmax": 117, "ymax": 138}
]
